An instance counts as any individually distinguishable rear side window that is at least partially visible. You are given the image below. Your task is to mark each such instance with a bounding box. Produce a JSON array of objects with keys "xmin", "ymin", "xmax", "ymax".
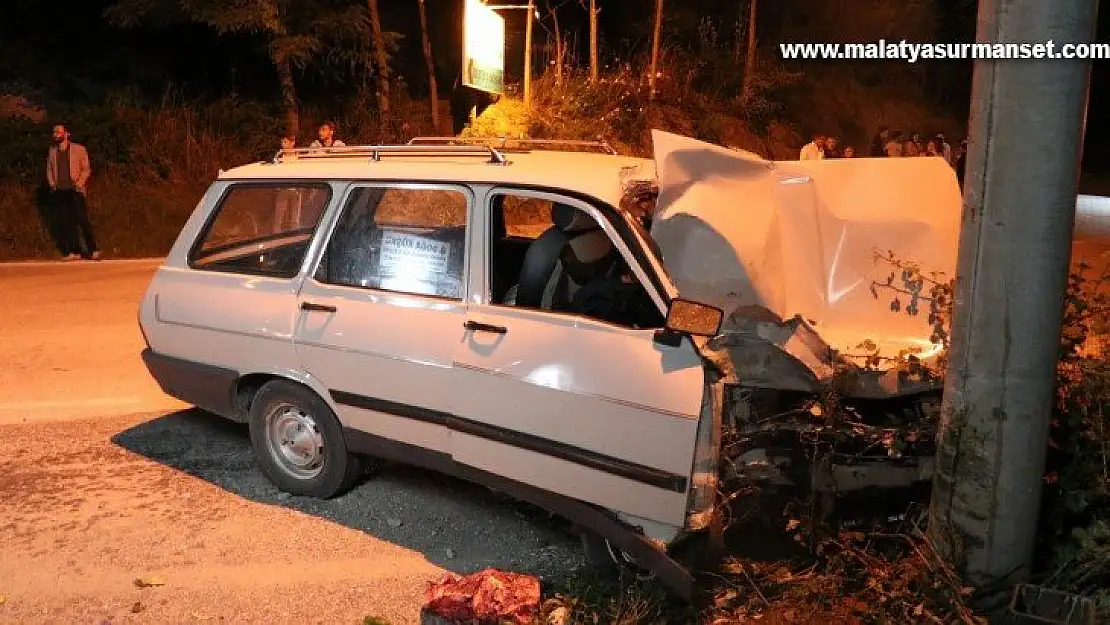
[
  {"xmin": 315, "ymin": 184, "xmax": 469, "ymax": 300},
  {"xmin": 189, "ymin": 183, "xmax": 332, "ymax": 278}
]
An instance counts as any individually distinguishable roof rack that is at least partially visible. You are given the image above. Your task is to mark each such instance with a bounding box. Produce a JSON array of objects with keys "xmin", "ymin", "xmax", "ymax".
[
  {"xmin": 407, "ymin": 136, "xmax": 619, "ymax": 156},
  {"xmin": 270, "ymin": 144, "xmax": 509, "ymax": 165}
]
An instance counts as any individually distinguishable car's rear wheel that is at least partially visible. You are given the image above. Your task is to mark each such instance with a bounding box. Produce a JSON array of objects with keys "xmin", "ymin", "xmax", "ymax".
[{"xmin": 248, "ymin": 379, "xmax": 363, "ymax": 498}]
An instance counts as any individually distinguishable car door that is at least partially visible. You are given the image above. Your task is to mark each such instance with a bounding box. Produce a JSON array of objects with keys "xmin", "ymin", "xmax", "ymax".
[
  {"xmin": 449, "ymin": 187, "xmax": 706, "ymax": 528},
  {"xmin": 142, "ymin": 180, "xmax": 335, "ymax": 417},
  {"xmin": 293, "ymin": 182, "xmax": 473, "ymax": 457}
]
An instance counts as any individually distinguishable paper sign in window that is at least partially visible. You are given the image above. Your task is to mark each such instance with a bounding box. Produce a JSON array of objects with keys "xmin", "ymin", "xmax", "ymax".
[{"xmin": 378, "ymin": 230, "xmax": 460, "ymax": 298}]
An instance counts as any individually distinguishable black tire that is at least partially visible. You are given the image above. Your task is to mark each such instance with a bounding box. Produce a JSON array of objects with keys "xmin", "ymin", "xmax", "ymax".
[{"xmin": 248, "ymin": 379, "xmax": 363, "ymax": 499}]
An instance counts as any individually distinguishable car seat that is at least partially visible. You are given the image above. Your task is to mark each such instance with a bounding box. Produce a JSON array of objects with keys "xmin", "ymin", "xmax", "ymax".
[{"xmin": 512, "ymin": 203, "xmax": 618, "ymax": 310}]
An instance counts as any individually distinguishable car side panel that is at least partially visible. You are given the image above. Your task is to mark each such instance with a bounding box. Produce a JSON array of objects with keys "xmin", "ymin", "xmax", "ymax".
[
  {"xmin": 293, "ymin": 284, "xmax": 467, "ymax": 456},
  {"xmin": 138, "ymin": 180, "xmax": 342, "ymax": 418},
  {"xmin": 289, "ymin": 181, "xmax": 477, "ymax": 457},
  {"xmin": 450, "ymin": 307, "xmax": 704, "ymax": 527},
  {"xmin": 139, "ymin": 269, "xmax": 302, "ymax": 410}
]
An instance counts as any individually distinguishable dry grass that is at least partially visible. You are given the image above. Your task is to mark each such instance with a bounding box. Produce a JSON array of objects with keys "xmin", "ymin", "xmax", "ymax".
[
  {"xmin": 0, "ymin": 172, "xmax": 208, "ymax": 260},
  {"xmin": 534, "ymin": 507, "xmax": 982, "ymax": 625}
]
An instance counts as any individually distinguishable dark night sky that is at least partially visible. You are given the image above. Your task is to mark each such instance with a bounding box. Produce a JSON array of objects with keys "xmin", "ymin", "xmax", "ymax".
[{"xmin": 2, "ymin": 0, "xmax": 1108, "ymax": 170}]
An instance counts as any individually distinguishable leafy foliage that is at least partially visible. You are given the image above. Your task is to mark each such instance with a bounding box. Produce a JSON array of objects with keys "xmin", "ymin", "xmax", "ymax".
[
  {"xmin": 462, "ymin": 47, "xmax": 804, "ymax": 161},
  {"xmin": 102, "ymin": 0, "xmax": 402, "ymax": 87},
  {"xmin": 1036, "ymin": 262, "xmax": 1110, "ymax": 618},
  {"xmin": 860, "ymin": 253, "xmax": 1110, "ymax": 620},
  {"xmin": 856, "ymin": 249, "xmax": 955, "ymax": 376}
]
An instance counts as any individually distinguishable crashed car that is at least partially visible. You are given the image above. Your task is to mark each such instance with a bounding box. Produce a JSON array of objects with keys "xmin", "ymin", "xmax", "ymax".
[{"xmin": 137, "ymin": 131, "xmax": 962, "ymax": 598}]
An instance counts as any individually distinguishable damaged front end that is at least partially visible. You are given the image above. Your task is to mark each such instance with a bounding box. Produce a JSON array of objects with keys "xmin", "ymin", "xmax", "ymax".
[
  {"xmin": 702, "ymin": 314, "xmax": 942, "ymax": 508},
  {"xmin": 641, "ymin": 130, "xmax": 963, "ymax": 524}
]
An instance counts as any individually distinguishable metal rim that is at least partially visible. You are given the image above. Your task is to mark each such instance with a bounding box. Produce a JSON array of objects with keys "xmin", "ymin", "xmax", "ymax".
[
  {"xmin": 604, "ymin": 539, "xmax": 657, "ymax": 581},
  {"xmin": 264, "ymin": 402, "xmax": 326, "ymax": 481}
]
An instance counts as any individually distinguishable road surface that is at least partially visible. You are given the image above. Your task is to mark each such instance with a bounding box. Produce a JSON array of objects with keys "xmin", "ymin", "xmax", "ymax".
[{"xmin": 0, "ymin": 259, "xmax": 584, "ymax": 624}]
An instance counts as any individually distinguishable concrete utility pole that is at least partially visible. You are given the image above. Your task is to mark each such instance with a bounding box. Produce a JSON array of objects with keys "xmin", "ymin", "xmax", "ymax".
[
  {"xmin": 927, "ymin": 0, "xmax": 1099, "ymax": 610},
  {"xmin": 524, "ymin": 0, "xmax": 534, "ymax": 108}
]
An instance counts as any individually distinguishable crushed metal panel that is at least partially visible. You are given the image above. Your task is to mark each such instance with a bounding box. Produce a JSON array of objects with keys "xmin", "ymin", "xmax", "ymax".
[
  {"xmin": 649, "ymin": 130, "xmax": 962, "ymax": 361},
  {"xmin": 816, "ymin": 458, "xmax": 937, "ymax": 492}
]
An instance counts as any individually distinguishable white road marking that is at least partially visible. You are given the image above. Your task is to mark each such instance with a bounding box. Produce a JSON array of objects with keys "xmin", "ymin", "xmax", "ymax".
[
  {"xmin": 0, "ymin": 397, "xmax": 144, "ymax": 410},
  {"xmin": 0, "ymin": 257, "xmax": 165, "ymax": 267}
]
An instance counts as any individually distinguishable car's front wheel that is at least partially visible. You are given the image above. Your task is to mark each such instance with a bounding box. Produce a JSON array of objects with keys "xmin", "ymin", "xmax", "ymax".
[{"xmin": 248, "ymin": 379, "xmax": 363, "ymax": 498}]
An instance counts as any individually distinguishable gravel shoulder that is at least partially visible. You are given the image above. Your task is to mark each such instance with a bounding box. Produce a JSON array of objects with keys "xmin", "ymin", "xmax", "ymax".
[{"xmin": 0, "ymin": 409, "xmax": 585, "ymax": 624}]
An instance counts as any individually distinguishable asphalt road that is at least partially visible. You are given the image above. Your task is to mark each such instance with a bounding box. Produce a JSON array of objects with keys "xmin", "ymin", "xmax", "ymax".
[{"xmin": 0, "ymin": 259, "xmax": 585, "ymax": 624}]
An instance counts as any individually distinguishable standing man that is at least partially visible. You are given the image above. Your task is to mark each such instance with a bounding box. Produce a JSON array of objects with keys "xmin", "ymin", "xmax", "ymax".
[
  {"xmin": 46, "ymin": 124, "xmax": 99, "ymax": 260},
  {"xmin": 935, "ymin": 133, "xmax": 953, "ymax": 166}
]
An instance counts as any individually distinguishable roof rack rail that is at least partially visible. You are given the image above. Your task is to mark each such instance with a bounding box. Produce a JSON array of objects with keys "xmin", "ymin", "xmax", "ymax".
[
  {"xmin": 407, "ymin": 136, "xmax": 619, "ymax": 156},
  {"xmin": 270, "ymin": 144, "xmax": 509, "ymax": 165}
]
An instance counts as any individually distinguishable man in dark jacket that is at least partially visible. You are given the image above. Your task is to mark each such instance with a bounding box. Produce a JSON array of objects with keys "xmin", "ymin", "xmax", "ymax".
[{"xmin": 46, "ymin": 124, "xmax": 100, "ymax": 260}]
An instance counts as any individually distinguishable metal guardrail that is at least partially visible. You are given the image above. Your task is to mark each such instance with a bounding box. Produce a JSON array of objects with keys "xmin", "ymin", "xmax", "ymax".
[
  {"xmin": 271, "ymin": 144, "xmax": 509, "ymax": 165},
  {"xmin": 407, "ymin": 136, "xmax": 619, "ymax": 155}
]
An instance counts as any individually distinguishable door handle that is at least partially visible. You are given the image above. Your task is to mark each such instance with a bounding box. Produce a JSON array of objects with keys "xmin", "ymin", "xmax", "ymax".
[
  {"xmin": 464, "ymin": 320, "xmax": 508, "ymax": 335},
  {"xmin": 301, "ymin": 301, "xmax": 338, "ymax": 313}
]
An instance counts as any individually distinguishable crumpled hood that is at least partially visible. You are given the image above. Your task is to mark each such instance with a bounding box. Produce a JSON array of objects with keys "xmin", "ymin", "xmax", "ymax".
[{"xmin": 647, "ymin": 130, "xmax": 962, "ymax": 364}]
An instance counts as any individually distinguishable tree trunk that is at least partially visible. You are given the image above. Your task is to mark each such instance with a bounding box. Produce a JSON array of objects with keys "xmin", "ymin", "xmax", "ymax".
[
  {"xmin": 648, "ymin": 0, "xmax": 663, "ymax": 101},
  {"xmin": 733, "ymin": 3, "xmax": 742, "ymax": 63},
  {"xmin": 589, "ymin": 0, "xmax": 599, "ymax": 83},
  {"xmin": 417, "ymin": 0, "xmax": 439, "ymax": 133},
  {"xmin": 740, "ymin": 0, "xmax": 758, "ymax": 104},
  {"xmin": 524, "ymin": 0, "xmax": 534, "ymax": 108},
  {"xmin": 274, "ymin": 56, "xmax": 300, "ymax": 138},
  {"xmin": 261, "ymin": 0, "xmax": 299, "ymax": 137},
  {"xmin": 551, "ymin": 6, "xmax": 563, "ymax": 87},
  {"xmin": 367, "ymin": 0, "xmax": 391, "ymax": 132}
]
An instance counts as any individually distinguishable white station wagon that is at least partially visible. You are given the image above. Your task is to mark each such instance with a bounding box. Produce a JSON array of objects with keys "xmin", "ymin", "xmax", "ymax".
[{"xmin": 139, "ymin": 132, "xmax": 962, "ymax": 597}]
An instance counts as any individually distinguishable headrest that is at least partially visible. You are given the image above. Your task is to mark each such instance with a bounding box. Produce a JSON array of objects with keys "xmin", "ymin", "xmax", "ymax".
[
  {"xmin": 552, "ymin": 203, "xmax": 600, "ymax": 233},
  {"xmin": 565, "ymin": 229, "xmax": 614, "ymax": 265}
]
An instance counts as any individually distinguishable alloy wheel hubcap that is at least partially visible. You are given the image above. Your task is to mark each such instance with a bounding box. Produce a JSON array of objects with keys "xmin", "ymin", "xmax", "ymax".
[{"xmin": 265, "ymin": 404, "xmax": 325, "ymax": 480}]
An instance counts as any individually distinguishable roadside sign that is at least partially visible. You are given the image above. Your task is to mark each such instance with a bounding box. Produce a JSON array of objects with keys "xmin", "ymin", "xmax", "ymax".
[{"xmin": 462, "ymin": 0, "xmax": 506, "ymax": 94}]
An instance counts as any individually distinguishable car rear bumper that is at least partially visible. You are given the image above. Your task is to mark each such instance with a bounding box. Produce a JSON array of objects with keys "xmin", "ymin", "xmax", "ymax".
[{"xmin": 141, "ymin": 348, "xmax": 239, "ymax": 418}]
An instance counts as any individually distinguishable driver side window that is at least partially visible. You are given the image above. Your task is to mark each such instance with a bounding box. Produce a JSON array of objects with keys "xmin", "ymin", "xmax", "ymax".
[{"xmin": 488, "ymin": 192, "xmax": 665, "ymax": 330}]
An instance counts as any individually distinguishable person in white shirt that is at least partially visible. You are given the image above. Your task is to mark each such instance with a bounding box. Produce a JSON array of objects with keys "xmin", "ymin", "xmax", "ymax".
[
  {"xmin": 309, "ymin": 121, "xmax": 346, "ymax": 148},
  {"xmin": 799, "ymin": 134, "xmax": 826, "ymax": 160},
  {"xmin": 936, "ymin": 133, "xmax": 953, "ymax": 165}
]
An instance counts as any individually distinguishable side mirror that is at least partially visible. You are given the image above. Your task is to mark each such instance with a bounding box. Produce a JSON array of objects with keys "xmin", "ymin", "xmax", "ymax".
[{"xmin": 664, "ymin": 298, "xmax": 724, "ymax": 337}]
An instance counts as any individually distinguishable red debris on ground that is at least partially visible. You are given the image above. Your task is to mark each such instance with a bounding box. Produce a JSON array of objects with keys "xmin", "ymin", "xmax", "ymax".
[{"xmin": 423, "ymin": 568, "xmax": 541, "ymax": 624}]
